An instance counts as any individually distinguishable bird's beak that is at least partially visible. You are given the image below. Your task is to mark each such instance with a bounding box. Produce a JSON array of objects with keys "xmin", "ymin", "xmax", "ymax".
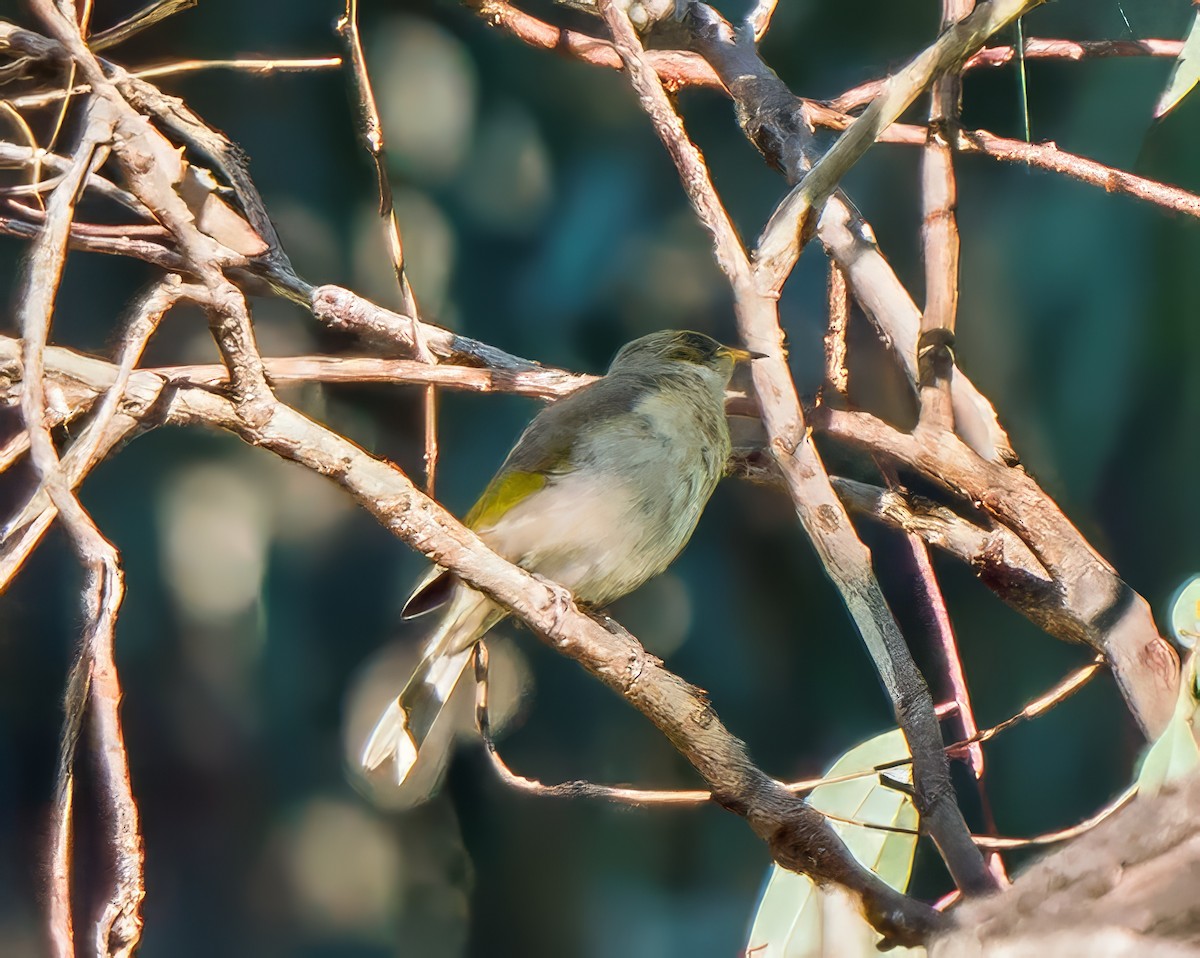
[{"xmin": 720, "ymin": 346, "xmax": 767, "ymax": 363}]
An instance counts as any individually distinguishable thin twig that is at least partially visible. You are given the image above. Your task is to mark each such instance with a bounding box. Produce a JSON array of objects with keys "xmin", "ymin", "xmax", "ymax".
[
  {"xmin": 796, "ymin": 657, "xmax": 1102, "ymax": 790},
  {"xmin": 130, "ymin": 56, "xmax": 343, "ymax": 79},
  {"xmin": 799, "ymin": 107, "xmax": 1200, "ymax": 220},
  {"xmin": 817, "ymin": 784, "xmax": 1135, "ymax": 851},
  {"xmin": 829, "ymin": 37, "xmax": 1186, "ymax": 114},
  {"xmin": 875, "ymin": 469, "xmax": 979, "ymax": 777},
  {"xmin": 41, "ymin": 28, "xmax": 77, "ymax": 173},
  {"xmin": 745, "ymin": 0, "xmax": 779, "ymax": 43},
  {"xmin": 0, "ymin": 101, "xmax": 47, "ymax": 212},
  {"xmin": 966, "ymin": 658, "xmax": 1104, "ymax": 747},
  {"xmin": 12, "ymin": 96, "xmax": 113, "ymax": 958},
  {"xmin": 958, "ymin": 127, "xmax": 1200, "ymax": 216},
  {"xmin": 1, "ymin": 207, "xmax": 166, "ymax": 237},
  {"xmin": 973, "ymin": 785, "xmax": 1136, "ymax": 850},
  {"xmin": 152, "ymin": 354, "xmax": 595, "ymax": 399},
  {"xmin": 336, "ymin": 0, "xmax": 439, "ymax": 494},
  {"xmin": 470, "ymin": 640, "xmax": 1101, "ymax": 818},
  {"xmin": 0, "ymin": 213, "xmax": 183, "ymax": 268},
  {"xmin": 0, "ymin": 142, "xmax": 147, "ymax": 213},
  {"xmin": 756, "ymin": 0, "xmax": 1046, "ymax": 290},
  {"xmin": 5, "ymin": 58, "xmax": 340, "ymax": 112},
  {"xmin": 91, "ymin": 0, "xmax": 198, "ymax": 52},
  {"xmin": 916, "ymin": 0, "xmax": 970, "ymax": 429},
  {"xmin": 473, "ymin": 642, "xmax": 709, "ymax": 805},
  {"xmin": 880, "ymin": 467, "xmax": 1009, "ymax": 883},
  {"xmin": 465, "ymin": 0, "xmax": 722, "ymax": 92}
]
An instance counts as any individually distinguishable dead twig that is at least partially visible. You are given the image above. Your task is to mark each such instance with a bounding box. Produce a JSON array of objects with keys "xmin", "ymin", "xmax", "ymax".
[
  {"xmin": 10, "ymin": 95, "xmax": 112, "ymax": 957},
  {"xmin": 803, "ymin": 111, "xmax": 1200, "ymax": 219},
  {"xmin": 473, "ymin": 631, "xmax": 1107, "ymax": 865},
  {"xmin": 755, "ymin": 0, "xmax": 1046, "ymax": 289},
  {"xmin": 89, "ymin": 0, "xmax": 197, "ymax": 52},
  {"xmin": 336, "ymin": 0, "xmax": 439, "ymax": 494},
  {"xmin": 8, "ymin": 88, "xmax": 145, "ymax": 957},
  {"xmin": 745, "ymin": 0, "xmax": 779, "ymax": 43},
  {"xmin": 916, "ymin": 0, "xmax": 970, "ymax": 430},
  {"xmin": 154, "ymin": 354, "xmax": 594, "ymax": 399},
  {"xmin": 817, "ymin": 407, "xmax": 1178, "ymax": 738},
  {"xmin": 829, "ymin": 36, "xmax": 1186, "ymax": 113},
  {"xmin": 465, "ymin": 0, "xmax": 722, "ymax": 92},
  {"xmin": 682, "ymin": 5, "xmax": 1017, "ymax": 464}
]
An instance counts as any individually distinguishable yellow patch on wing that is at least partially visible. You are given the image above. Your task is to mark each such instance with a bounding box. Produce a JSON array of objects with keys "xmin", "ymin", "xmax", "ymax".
[{"xmin": 465, "ymin": 470, "xmax": 547, "ymax": 530}]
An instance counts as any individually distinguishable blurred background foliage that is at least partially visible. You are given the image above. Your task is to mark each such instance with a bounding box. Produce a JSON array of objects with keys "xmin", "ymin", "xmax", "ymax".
[{"xmin": 1, "ymin": 0, "xmax": 1198, "ymax": 955}]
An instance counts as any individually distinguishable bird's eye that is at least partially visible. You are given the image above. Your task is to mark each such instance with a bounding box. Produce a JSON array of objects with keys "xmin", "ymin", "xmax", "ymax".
[{"xmin": 670, "ymin": 346, "xmax": 703, "ymax": 364}]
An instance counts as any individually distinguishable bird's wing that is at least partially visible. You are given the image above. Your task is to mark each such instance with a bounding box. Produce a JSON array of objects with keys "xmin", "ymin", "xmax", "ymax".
[
  {"xmin": 401, "ymin": 374, "xmax": 649, "ymax": 619},
  {"xmin": 468, "ymin": 372, "xmax": 649, "ymax": 528}
]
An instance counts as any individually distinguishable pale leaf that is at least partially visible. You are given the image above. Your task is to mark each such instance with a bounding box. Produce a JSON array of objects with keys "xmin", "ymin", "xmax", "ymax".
[
  {"xmin": 745, "ymin": 729, "xmax": 925, "ymax": 958},
  {"xmin": 1136, "ymin": 648, "xmax": 1200, "ymax": 797},
  {"xmin": 1155, "ymin": 11, "xmax": 1200, "ymax": 118}
]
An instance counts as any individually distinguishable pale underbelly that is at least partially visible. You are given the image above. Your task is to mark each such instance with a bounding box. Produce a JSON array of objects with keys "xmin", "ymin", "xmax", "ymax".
[{"xmin": 478, "ymin": 467, "xmax": 710, "ymax": 606}]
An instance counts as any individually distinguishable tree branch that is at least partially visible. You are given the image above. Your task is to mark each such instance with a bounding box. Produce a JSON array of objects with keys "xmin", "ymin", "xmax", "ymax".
[
  {"xmin": 831, "ymin": 36, "xmax": 1185, "ymax": 113},
  {"xmin": 916, "ymin": 0, "xmax": 971, "ymax": 430},
  {"xmin": 599, "ymin": 0, "xmax": 995, "ymax": 896},
  {"xmin": 682, "ymin": 4, "xmax": 1017, "ymax": 464},
  {"xmin": 6, "ymin": 87, "xmax": 146, "ymax": 957},
  {"xmin": 0, "ymin": 336, "xmax": 946, "ymax": 948},
  {"xmin": 817, "ymin": 407, "xmax": 1179, "ymax": 737},
  {"xmin": 931, "ymin": 775, "xmax": 1200, "ymax": 955},
  {"xmin": 755, "ymin": 0, "xmax": 1046, "ymax": 289}
]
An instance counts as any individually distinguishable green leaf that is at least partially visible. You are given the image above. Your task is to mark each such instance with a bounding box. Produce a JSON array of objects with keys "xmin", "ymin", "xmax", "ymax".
[
  {"xmin": 1169, "ymin": 573, "xmax": 1200, "ymax": 649},
  {"xmin": 1155, "ymin": 10, "xmax": 1200, "ymax": 118},
  {"xmin": 745, "ymin": 729, "xmax": 926, "ymax": 958},
  {"xmin": 1136, "ymin": 649, "xmax": 1200, "ymax": 797}
]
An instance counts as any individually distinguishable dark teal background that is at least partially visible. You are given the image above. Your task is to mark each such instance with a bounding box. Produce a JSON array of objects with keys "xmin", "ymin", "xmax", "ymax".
[{"xmin": 1, "ymin": 0, "xmax": 1198, "ymax": 955}]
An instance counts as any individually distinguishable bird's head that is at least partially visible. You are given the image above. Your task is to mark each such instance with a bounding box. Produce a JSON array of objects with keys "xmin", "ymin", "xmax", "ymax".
[{"xmin": 608, "ymin": 330, "xmax": 756, "ymax": 381}]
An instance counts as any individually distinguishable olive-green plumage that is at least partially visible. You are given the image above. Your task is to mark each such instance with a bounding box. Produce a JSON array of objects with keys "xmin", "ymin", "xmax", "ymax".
[{"xmin": 362, "ymin": 330, "xmax": 752, "ymax": 783}]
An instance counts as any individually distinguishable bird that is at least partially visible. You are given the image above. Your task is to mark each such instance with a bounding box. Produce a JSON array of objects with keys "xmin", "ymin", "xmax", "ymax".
[{"xmin": 361, "ymin": 329, "xmax": 755, "ymax": 785}]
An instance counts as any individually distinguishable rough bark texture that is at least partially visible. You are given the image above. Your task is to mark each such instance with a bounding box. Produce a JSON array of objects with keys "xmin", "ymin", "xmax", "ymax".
[{"xmin": 933, "ymin": 775, "xmax": 1200, "ymax": 957}]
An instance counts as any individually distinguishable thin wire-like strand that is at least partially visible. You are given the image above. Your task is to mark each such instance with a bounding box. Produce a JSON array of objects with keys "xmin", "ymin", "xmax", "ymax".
[{"xmin": 336, "ymin": 0, "xmax": 440, "ymax": 495}]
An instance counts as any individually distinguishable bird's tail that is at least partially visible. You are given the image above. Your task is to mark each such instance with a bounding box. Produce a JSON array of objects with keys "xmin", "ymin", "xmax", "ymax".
[{"xmin": 361, "ymin": 592, "xmax": 501, "ymax": 785}]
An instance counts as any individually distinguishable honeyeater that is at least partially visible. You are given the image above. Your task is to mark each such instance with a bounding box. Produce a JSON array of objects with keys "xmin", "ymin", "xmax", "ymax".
[{"xmin": 361, "ymin": 329, "xmax": 755, "ymax": 784}]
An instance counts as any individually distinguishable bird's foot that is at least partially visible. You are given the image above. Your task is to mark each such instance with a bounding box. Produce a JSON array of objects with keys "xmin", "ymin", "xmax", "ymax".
[{"xmin": 531, "ymin": 573, "xmax": 574, "ymax": 635}]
